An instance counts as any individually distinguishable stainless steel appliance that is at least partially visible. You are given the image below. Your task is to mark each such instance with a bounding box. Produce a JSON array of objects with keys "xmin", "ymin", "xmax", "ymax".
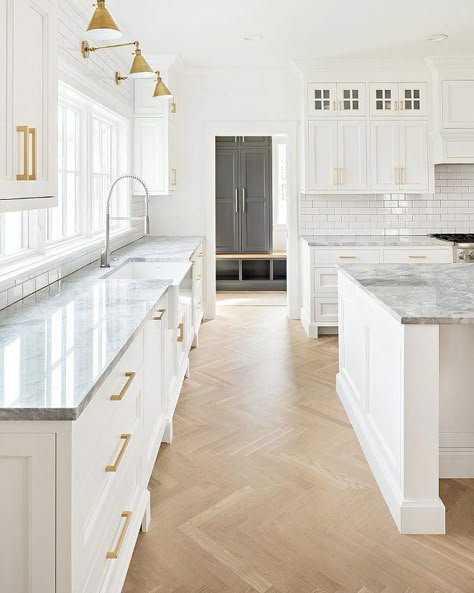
[{"xmin": 430, "ymin": 233, "xmax": 474, "ymax": 262}]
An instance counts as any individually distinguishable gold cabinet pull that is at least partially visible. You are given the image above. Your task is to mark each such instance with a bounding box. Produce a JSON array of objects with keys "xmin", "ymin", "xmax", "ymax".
[
  {"xmin": 29, "ymin": 128, "xmax": 37, "ymax": 181},
  {"xmin": 408, "ymin": 255, "xmax": 427, "ymax": 259},
  {"xmin": 339, "ymin": 167, "xmax": 344, "ymax": 185},
  {"xmin": 401, "ymin": 167, "xmax": 405, "ymax": 185},
  {"xmin": 16, "ymin": 126, "xmax": 29, "ymax": 181},
  {"xmin": 106, "ymin": 511, "xmax": 132, "ymax": 559},
  {"xmin": 105, "ymin": 434, "xmax": 131, "ymax": 472},
  {"xmin": 111, "ymin": 371, "xmax": 136, "ymax": 401},
  {"xmin": 177, "ymin": 322, "xmax": 184, "ymax": 343},
  {"xmin": 171, "ymin": 101, "xmax": 176, "ymax": 114},
  {"xmin": 171, "ymin": 168, "xmax": 177, "ymax": 186},
  {"xmin": 153, "ymin": 308, "xmax": 166, "ymax": 320},
  {"xmin": 338, "ymin": 256, "xmax": 357, "ymax": 259},
  {"xmin": 332, "ymin": 168, "xmax": 338, "ymax": 185}
]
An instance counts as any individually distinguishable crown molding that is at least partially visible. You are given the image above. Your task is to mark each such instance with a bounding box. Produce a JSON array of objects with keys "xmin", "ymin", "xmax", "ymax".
[{"xmin": 294, "ymin": 56, "xmax": 429, "ymax": 78}]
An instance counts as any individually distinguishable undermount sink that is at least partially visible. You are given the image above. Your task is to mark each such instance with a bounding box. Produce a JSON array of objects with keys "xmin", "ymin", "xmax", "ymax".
[{"xmin": 102, "ymin": 260, "xmax": 192, "ymax": 285}]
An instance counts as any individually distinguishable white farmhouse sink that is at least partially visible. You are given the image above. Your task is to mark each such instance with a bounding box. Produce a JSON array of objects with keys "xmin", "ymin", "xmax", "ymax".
[{"xmin": 102, "ymin": 260, "xmax": 192, "ymax": 285}]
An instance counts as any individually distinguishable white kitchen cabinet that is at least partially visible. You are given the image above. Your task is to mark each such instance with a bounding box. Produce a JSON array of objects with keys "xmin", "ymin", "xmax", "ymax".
[
  {"xmin": 0, "ymin": 0, "xmax": 57, "ymax": 209},
  {"xmin": 399, "ymin": 120, "xmax": 429, "ymax": 191},
  {"xmin": 307, "ymin": 120, "xmax": 367, "ymax": 192},
  {"xmin": 369, "ymin": 120, "xmax": 428, "ymax": 192},
  {"xmin": 337, "ymin": 120, "xmax": 367, "ymax": 190},
  {"xmin": 133, "ymin": 114, "xmax": 176, "ymax": 195},
  {"xmin": 369, "ymin": 83, "xmax": 427, "ymax": 117},
  {"xmin": 301, "ymin": 240, "xmax": 453, "ymax": 338},
  {"xmin": 307, "ymin": 120, "xmax": 338, "ymax": 191},
  {"xmin": 308, "ymin": 83, "xmax": 366, "ymax": 117},
  {"xmin": 0, "ymin": 433, "xmax": 55, "ymax": 593},
  {"xmin": 442, "ymin": 81, "xmax": 474, "ymax": 129}
]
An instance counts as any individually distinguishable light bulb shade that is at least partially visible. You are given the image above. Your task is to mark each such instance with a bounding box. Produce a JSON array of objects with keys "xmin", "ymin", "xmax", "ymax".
[
  {"xmin": 85, "ymin": 0, "xmax": 122, "ymax": 41},
  {"xmin": 153, "ymin": 75, "xmax": 172, "ymax": 98},
  {"xmin": 128, "ymin": 49, "xmax": 154, "ymax": 78}
]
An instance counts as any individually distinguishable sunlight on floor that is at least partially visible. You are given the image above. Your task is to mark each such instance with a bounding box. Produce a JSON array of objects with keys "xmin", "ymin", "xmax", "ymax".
[{"xmin": 216, "ymin": 291, "xmax": 287, "ymax": 306}]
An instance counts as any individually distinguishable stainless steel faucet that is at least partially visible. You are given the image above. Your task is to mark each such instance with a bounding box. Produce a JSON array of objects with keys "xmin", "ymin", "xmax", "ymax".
[{"xmin": 100, "ymin": 174, "xmax": 150, "ymax": 268}]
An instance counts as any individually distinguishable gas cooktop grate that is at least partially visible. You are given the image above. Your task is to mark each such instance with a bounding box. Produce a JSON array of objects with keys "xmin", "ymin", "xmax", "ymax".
[{"xmin": 430, "ymin": 233, "xmax": 474, "ymax": 243}]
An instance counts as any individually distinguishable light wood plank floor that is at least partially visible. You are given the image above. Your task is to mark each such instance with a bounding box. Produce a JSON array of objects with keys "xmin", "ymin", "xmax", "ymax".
[{"xmin": 124, "ymin": 304, "xmax": 474, "ymax": 593}]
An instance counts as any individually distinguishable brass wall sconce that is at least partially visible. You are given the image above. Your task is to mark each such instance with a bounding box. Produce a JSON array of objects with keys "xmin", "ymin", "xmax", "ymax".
[
  {"xmin": 82, "ymin": 1, "xmax": 173, "ymax": 97},
  {"xmin": 81, "ymin": 40, "xmax": 154, "ymax": 79}
]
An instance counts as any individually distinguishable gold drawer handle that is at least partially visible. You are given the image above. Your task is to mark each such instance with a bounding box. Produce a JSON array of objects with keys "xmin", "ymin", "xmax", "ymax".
[
  {"xmin": 172, "ymin": 168, "xmax": 177, "ymax": 186},
  {"xmin": 16, "ymin": 126, "xmax": 29, "ymax": 181},
  {"xmin": 16, "ymin": 126, "xmax": 37, "ymax": 181},
  {"xmin": 408, "ymin": 255, "xmax": 427, "ymax": 259},
  {"xmin": 106, "ymin": 511, "xmax": 132, "ymax": 559},
  {"xmin": 153, "ymin": 308, "xmax": 166, "ymax": 320},
  {"xmin": 105, "ymin": 434, "xmax": 131, "ymax": 472},
  {"xmin": 177, "ymin": 322, "xmax": 184, "ymax": 343},
  {"xmin": 338, "ymin": 256, "xmax": 357, "ymax": 259},
  {"xmin": 111, "ymin": 371, "xmax": 136, "ymax": 401}
]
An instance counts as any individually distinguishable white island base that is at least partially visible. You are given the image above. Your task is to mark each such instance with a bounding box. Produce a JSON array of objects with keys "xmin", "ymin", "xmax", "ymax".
[{"xmin": 336, "ymin": 272, "xmax": 474, "ymax": 535}]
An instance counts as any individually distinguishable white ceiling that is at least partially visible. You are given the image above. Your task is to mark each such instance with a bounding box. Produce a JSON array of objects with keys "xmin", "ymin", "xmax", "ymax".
[{"xmin": 110, "ymin": 0, "xmax": 474, "ymax": 68}]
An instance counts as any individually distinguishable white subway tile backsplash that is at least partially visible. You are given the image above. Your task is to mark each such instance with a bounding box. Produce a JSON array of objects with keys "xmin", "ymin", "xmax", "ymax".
[{"xmin": 300, "ymin": 164, "xmax": 473, "ymax": 236}]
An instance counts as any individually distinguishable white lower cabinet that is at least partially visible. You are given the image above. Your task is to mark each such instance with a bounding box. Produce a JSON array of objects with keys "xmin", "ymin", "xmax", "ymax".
[
  {"xmin": 0, "ymin": 243, "xmax": 205, "ymax": 592},
  {"xmin": 0, "ymin": 433, "xmax": 55, "ymax": 593},
  {"xmin": 301, "ymin": 239, "xmax": 453, "ymax": 338}
]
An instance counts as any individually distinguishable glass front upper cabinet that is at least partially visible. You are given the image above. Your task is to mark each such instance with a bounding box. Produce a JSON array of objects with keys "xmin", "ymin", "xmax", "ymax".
[
  {"xmin": 370, "ymin": 83, "xmax": 427, "ymax": 117},
  {"xmin": 308, "ymin": 83, "xmax": 366, "ymax": 117}
]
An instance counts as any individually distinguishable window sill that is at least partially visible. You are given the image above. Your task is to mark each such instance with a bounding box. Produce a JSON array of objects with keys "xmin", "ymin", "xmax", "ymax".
[{"xmin": 0, "ymin": 228, "xmax": 140, "ymax": 293}]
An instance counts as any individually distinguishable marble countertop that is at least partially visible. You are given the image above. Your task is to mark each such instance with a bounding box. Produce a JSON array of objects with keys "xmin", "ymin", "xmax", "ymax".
[
  {"xmin": 0, "ymin": 236, "xmax": 203, "ymax": 421},
  {"xmin": 338, "ymin": 263, "xmax": 474, "ymax": 325},
  {"xmin": 301, "ymin": 235, "xmax": 449, "ymax": 248}
]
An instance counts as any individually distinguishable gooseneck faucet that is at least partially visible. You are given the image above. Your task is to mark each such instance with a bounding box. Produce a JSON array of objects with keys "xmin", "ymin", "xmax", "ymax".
[{"xmin": 100, "ymin": 174, "xmax": 150, "ymax": 268}]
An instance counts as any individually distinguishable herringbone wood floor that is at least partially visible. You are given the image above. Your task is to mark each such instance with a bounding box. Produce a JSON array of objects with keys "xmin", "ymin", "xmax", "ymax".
[{"xmin": 123, "ymin": 303, "xmax": 474, "ymax": 593}]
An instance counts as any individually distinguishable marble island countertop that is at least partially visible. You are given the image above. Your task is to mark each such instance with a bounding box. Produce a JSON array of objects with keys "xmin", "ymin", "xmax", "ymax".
[
  {"xmin": 0, "ymin": 236, "xmax": 203, "ymax": 421},
  {"xmin": 301, "ymin": 235, "xmax": 449, "ymax": 247},
  {"xmin": 338, "ymin": 263, "xmax": 474, "ymax": 325}
]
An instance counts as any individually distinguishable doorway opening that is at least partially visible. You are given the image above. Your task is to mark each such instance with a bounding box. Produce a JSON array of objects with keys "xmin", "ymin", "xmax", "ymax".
[{"xmin": 215, "ymin": 135, "xmax": 288, "ymax": 300}]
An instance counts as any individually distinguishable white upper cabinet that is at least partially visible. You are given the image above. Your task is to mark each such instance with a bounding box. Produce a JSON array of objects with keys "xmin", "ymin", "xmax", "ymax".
[
  {"xmin": 307, "ymin": 120, "xmax": 367, "ymax": 192},
  {"xmin": 369, "ymin": 120, "xmax": 399, "ymax": 191},
  {"xmin": 370, "ymin": 120, "xmax": 428, "ymax": 192},
  {"xmin": 370, "ymin": 83, "xmax": 427, "ymax": 117},
  {"xmin": 337, "ymin": 120, "xmax": 367, "ymax": 190},
  {"xmin": 399, "ymin": 120, "xmax": 429, "ymax": 191},
  {"xmin": 0, "ymin": 0, "xmax": 57, "ymax": 209},
  {"xmin": 307, "ymin": 121, "xmax": 338, "ymax": 191},
  {"xmin": 308, "ymin": 83, "xmax": 366, "ymax": 117},
  {"xmin": 442, "ymin": 81, "xmax": 474, "ymax": 128},
  {"xmin": 133, "ymin": 77, "xmax": 177, "ymax": 196}
]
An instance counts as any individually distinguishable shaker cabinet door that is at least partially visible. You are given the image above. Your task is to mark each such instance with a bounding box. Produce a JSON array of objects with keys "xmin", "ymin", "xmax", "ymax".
[
  {"xmin": 338, "ymin": 120, "xmax": 368, "ymax": 191},
  {"xmin": 399, "ymin": 120, "xmax": 429, "ymax": 191},
  {"xmin": 307, "ymin": 121, "xmax": 338, "ymax": 191},
  {"xmin": 215, "ymin": 148, "xmax": 240, "ymax": 253},
  {"xmin": 0, "ymin": 433, "xmax": 55, "ymax": 593},
  {"xmin": 369, "ymin": 120, "xmax": 400, "ymax": 191}
]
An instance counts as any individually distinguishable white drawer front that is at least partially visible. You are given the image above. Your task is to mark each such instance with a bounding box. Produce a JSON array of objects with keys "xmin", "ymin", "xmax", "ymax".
[
  {"xmin": 73, "ymin": 331, "xmax": 144, "ymax": 486},
  {"xmin": 313, "ymin": 249, "xmax": 380, "ymax": 265},
  {"xmin": 382, "ymin": 248, "xmax": 453, "ymax": 263},
  {"xmin": 314, "ymin": 298, "xmax": 338, "ymax": 323},
  {"xmin": 314, "ymin": 267, "xmax": 338, "ymax": 294},
  {"xmin": 81, "ymin": 459, "xmax": 142, "ymax": 593}
]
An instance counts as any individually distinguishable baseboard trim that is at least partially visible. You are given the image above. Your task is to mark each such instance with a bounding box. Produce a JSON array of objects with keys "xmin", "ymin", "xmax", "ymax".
[
  {"xmin": 440, "ymin": 449, "xmax": 474, "ymax": 478},
  {"xmin": 336, "ymin": 370, "xmax": 445, "ymax": 534}
]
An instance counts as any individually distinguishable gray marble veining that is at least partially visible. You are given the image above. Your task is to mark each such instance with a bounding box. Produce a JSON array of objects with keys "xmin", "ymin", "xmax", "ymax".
[
  {"xmin": 0, "ymin": 236, "xmax": 203, "ymax": 421},
  {"xmin": 338, "ymin": 263, "xmax": 474, "ymax": 325},
  {"xmin": 301, "ymin": 235, "xmax": 449, "ymax": 248}
]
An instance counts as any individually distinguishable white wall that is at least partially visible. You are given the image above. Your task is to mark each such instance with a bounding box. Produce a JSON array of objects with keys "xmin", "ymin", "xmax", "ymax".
[{"xmin": 148, "ymin": 66, "xmax": 302, "ymax": 237}]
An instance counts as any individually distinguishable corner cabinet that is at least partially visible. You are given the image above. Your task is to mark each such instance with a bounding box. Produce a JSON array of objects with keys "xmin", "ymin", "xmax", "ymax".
[
  {"xmin": 133, "ymin": 78, "xmax": 177, "ymax": 196},
  {"xmin": 0, "ymin": 0, "xmax": 58, "ymax": 211}
]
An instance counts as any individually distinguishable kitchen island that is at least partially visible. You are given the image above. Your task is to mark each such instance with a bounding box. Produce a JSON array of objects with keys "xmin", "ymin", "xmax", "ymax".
[{"xmin": 336, "ymin": 264, "xmax": 474, "ymax": 535}]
